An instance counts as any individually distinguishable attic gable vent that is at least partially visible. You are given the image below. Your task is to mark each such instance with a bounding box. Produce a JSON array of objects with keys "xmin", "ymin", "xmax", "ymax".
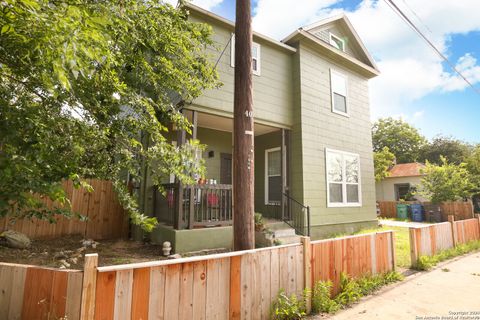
[{"xmin": 329, "ymin": 33, "xmax": 345, "ymax": 52}]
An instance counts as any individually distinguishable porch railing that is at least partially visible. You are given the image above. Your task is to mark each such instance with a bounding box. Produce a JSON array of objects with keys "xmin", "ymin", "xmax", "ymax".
[
  {"xmin": 282, "ymin": 193, "xmax": 311, "ymax": 236},
  {"xmin": 153, "ymin": 183, "xmax": 233, "ymax": 229}
]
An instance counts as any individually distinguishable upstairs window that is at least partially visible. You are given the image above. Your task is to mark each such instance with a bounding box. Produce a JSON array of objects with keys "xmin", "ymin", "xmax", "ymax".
[
  {"xmin": 326, "ymin": 149, "xmax": 361, "ymax": 207},
  {"xmin": 329, "ymin": 33, "xmax": 345, "ymax": 52},
  {"xmin": 330, "ymin": 69, "xmax": 348, "ymax": 116},
  {"xmin": 230, "ymin": 34, "xmax": 261, "ymax": 76}
]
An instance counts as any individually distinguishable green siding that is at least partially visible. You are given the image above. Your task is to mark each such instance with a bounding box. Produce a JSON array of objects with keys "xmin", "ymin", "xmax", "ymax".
[
  {"xmin": 197, "ymin": 127, "xmax": 232, "ymax": 182},
  {"xmin": 295, "ymin": 41, "xmax": 376, "ymax": 232},
  {"xmin": 188, "ymin": 12, "xmax": 295, "ymax": 128}
]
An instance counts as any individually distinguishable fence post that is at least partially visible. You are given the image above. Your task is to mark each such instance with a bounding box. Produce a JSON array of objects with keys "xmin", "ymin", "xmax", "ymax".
[
  {"xmin": 476, "ymin": 214, "xmax": 480, "ymax": 235},
  {"xmin": 448, "ymin": 215, "xmax": 457, "ymax": 247},
  {"xmin": 390, "ymin": 231, "xmax": 397, "ymax": 271},
  {"xmin": 301, "ymin": 236, "xmax": 312, "ymax": 314},
  {"xmin": 80, "ymin": 253, "xmax": 98, "ymax": 320},
  {"xmin": 408, "ymin": 228, "xmax": 418, "ymax": 268}
]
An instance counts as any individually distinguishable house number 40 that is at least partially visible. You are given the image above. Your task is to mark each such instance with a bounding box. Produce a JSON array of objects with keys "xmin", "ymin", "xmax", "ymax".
[{"xmin": 245, "ymin": 111, "xmax": 254, "ymax": 118}]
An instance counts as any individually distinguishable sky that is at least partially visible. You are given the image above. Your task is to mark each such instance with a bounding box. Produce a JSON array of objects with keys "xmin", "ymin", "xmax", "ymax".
[{"xmin": 168, "ymin": 0, "xmax": 480, "ymax": 143}]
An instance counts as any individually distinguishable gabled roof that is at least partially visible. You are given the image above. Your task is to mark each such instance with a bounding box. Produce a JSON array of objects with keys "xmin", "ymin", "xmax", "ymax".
[
  {"xmin": 282, "ymin": 14, "xmax": 380, "ymax": 78},
  {"xmin": 388, "ymin": 163, "xmax": 426, "ymax": 178},
  {"xmin": 184, "ymin": 3, "xmax": 296, "ymax": 53}
]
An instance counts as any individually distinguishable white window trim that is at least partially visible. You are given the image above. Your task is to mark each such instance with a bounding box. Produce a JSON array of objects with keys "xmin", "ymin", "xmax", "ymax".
[
  {"xmin": 329, "ymin": 33, "xmax": 345, "ymax": 52},
  {"xmin": 330, "ymin": 69, "xmax": 349, "ymax": 117},
  {"xmin": 265, "ymin": 147, "xmax": 281, "ymax": 205},
  {"xmin": 230, "ymin": 33, "xmax": 261, "ymax": 76},
  {"xmin": 325, "ymin": 148, "xmax": 362, "ymax": 208}
]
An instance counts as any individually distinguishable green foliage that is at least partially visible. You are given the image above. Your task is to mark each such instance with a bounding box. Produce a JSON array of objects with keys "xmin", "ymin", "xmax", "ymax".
[
  {"xmin": 372, "ymin": 117, "xmax": 426, "ymax": 164},
  {"xmin": 271, "ymin": 290, "xmax": 307, "ymax": 320},
  {"xmin": 418, "ymin": 157, "xmax": 475, "ymax": 203},
  {"xmin": 254, "ymin": 212, "xmax": 264, "ymax": 231},
  {"xmin": 0, "ymin": 0, "xmax": 219, "ymax": 230},
  {"xmin": 311, "ymin": 272, "xmax": 403, "ymax": 315},
  {"xmin": 466, "ymin": 145, "xmax": 480, "ymax": 193},
  {"xmin": 415, "ymin": 240, "xmax": 480, "ymax": 271},
  {"xmin": 334, "ymin": 273, "xmax": 362, "ymax": 306},
  {"xmin": 374, "ymin": 146, "xmax": 395, "ymax": 182},
  {"xmin": 311, "ymin": 281, "xmax": 339, "ymax": 314},
  {"xmin": 419, "ymin": 135, "xmax": 472, "ymax": 165}
]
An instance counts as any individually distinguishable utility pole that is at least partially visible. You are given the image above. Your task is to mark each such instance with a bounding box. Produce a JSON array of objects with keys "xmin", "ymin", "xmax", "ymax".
[{"xmin": 233, "ymin": 0, "xmax": 254, "ymax": 250}]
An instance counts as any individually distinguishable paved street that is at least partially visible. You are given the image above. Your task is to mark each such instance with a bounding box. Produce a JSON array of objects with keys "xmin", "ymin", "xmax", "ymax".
[{"xmin": 317, "ymin": 252, "xmax": 480, "ymax": 320}]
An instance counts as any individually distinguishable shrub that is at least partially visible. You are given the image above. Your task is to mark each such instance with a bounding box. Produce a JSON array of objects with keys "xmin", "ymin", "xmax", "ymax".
[
  {"xmin": 311, "ymin": 272, "xmax": 403, "ymax": 314},
  {"xmin": 311, "ymin": 280, "xmax": 339, "ymax": 314},
  {"xmin": 271, "ymin": 290, "xmax": 307, "ymax": 320},
  {"xmin": 254, "ymin": 212, "xmax": 265, "ymax": 231}
]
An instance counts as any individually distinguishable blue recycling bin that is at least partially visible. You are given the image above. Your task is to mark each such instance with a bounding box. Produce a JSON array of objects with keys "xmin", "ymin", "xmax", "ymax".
[{"xmin": 410, "ymin": 203, "xmax": 424, "ymax": 222}]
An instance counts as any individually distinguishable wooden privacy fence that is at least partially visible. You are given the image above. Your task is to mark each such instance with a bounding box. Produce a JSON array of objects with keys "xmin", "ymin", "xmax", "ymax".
[
  {"xmin": 409, "ymin": 215, "xmax": 480, "ymax": 266},
  {"xmin": 310, "ymin": 231, "xmax": 395, "ymax": 294},
  {"xmin": 0, "ymin": 262, "xmax": 83, "ymax": 320},
  {"xmin": 0, "ymin": 231, "xmax": 396, "ymax": 320},
  {"xmin": 378, "ymin": 201, "xmax": 474, "ymax": 221},
  {"xmin": 0, "ymin": 179, "xmax": 129, "ymax": 240}
]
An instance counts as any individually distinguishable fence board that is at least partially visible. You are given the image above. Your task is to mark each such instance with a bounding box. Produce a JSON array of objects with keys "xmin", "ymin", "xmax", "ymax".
[
  {"xmin": 0, "ymin": 179, "xmax": 129, "ymax": 240},
  {"xmin": 148, "ymin": 266, "xmax": 166, "ymax": 320},
  {"xmin": 131, "ymin": 267, "xmax": 150, "ymax": 320},
  {"xmin": 455, "ymin": 218, "xmax": 480, "ymax": 244},
  {"xmin": 94, "ymin": 271, "xmax": 116, "ymax": 320}
]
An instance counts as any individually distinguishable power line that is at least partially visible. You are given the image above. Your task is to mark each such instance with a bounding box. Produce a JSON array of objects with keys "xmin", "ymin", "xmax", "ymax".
[
  {"xmin": 383, "ymin": 0, "xmax": 480, "ymax": 96},
  {"xmin": 400, "ymin": 0, "xmax": 433, "ymax": 34}
]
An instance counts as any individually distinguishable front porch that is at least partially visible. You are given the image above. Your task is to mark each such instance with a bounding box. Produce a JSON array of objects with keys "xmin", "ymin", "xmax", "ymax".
[{"xmin": 151, "ymin": 110, "xmax": 310, "ymax": 238}]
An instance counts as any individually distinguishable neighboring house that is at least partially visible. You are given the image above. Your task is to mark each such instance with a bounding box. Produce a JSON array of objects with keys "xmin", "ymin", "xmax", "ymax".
[
  {"xmin": 375, "ymin": 163, "xmax": 427, "ymax": 202},
  {"xmin": 140, "ymin": 3, "xmax": 380, "ymax": 252}
]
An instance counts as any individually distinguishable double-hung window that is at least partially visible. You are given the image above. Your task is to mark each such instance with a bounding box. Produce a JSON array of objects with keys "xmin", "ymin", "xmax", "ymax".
[
  {"xmin": 265, "ymin": 147, "xmax": 281, "ymax": 205},
  {"xmin": 330, "ymin": 69, "xmax": 348, "ymax": 116},
  {"xmin": 326, "ymin": 149, "xmax": 361, "ymax": 207},
  {"xmin": 230, "ymin": 34, "xmax": 261, "ymax": 76}
]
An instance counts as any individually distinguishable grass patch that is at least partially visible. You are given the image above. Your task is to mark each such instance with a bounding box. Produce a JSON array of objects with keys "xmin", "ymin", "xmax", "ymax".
[
  {"xmin": 353, "ymin": 225, "xmax": 411, "ymax": 269},
  {"xmin": 415, "ymin": 240, "xmax": 480, "ymax": 271}
]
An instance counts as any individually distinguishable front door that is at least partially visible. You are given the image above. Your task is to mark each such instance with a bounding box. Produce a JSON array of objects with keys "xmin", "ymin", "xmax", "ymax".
[{"xmin": 220, "ymin": 153, "xmax": 232, "ymax": 184}]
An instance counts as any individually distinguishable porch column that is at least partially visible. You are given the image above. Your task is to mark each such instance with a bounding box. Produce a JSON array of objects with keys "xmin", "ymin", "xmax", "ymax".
[
  {"xmin": 175, "ymin": 110, "xmax": 186, "ymax": 230},
  {"xmin": 188, "ymin": 110, "xmax": 198, "ymax": 229},
  {"xmin": 281, "ymin": 129, "xmax": 287, "ymax": 221}
]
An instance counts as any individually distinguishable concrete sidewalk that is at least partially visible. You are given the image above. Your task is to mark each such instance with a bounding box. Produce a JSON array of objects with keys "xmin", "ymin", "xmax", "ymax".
[
  {"xmin": 315, "ymin": 252, "xmax": 480, "ymax": 320},
  {"xmin": 379, "ymin": 219, "xmax": 432, "ymax": 228}
]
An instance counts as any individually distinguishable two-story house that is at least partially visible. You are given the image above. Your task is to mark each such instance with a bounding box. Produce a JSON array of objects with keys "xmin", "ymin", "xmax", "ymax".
[{"xmin": 141, "ymin": 3, "xmax": 380, "ymax": 253}]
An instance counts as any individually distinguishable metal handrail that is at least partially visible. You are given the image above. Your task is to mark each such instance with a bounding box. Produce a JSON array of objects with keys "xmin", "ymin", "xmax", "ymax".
[{"xmin": 282, "ymin": 192, "xmax": 311, "ymax": 236}]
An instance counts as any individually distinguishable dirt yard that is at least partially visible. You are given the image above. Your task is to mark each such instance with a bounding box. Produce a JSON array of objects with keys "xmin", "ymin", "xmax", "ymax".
[{"xmin": 0, "ymin": 235, "xmax": 229, "ymax": 269}]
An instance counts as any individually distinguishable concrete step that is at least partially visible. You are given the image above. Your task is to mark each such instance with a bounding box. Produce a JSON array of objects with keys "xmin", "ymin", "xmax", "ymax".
[
  {"xmin": 274, "ymin": 235, "xmax": 302, "ymax": 245},
  {"xmin": 263, "ymin": 220, "xmax": 293, "ymax": 231},
  {"xmin": 271, "ymin": 228, "xmax": 296, "ymax": 238}
]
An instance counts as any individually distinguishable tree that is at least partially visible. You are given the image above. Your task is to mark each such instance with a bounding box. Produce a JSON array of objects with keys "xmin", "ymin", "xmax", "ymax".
[
  {"xmin": 466, "ymin": 145, "xmax": 480, "ymax": 192},
  {"xmin": 373, "ymin": 146, "xmax": 395, "ymax": 182},
  {"xmin": 0, "ymin": 0, "xmax": 219, "ymax": 230},
  {"xmin": 419, "ymin": 136, "xmax": 472, "ymax": 165},
  {"xmin": 372, "ymin": 118, "xmax": 426, "ymax": 163},
  {"xmin": 418, "ymin": 157, "xmax": 475, "ymax": 203}
]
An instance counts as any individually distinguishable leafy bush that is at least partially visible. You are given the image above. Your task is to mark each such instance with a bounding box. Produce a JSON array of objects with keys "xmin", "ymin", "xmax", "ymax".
[
  {"xmin": 311, "ymin": 281, "xmax": 339, "ymax": 314},
  {"xmin": 271, "ymin": 290, "xmax": 307, "ymax": 320},
  {"xmin": 311, "ymin": 272, "xmax": 403, "ymax": 314},
  {"xmin": 254, "ymin": 212, "xmax": 265, "ymax": 231}
]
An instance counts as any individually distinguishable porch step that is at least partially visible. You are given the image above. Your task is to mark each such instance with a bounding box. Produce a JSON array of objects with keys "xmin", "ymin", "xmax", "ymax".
[
  {"xmin": 271, "ymin": 228, "xmax": 296, "ymax": 238},
  {"xmin": 274, "ymin": 235, "xmax": 302, "ymax": 245},
  {"xmin": 255, "ymin": 220, "xmax": 301, "ymax": 248}
]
